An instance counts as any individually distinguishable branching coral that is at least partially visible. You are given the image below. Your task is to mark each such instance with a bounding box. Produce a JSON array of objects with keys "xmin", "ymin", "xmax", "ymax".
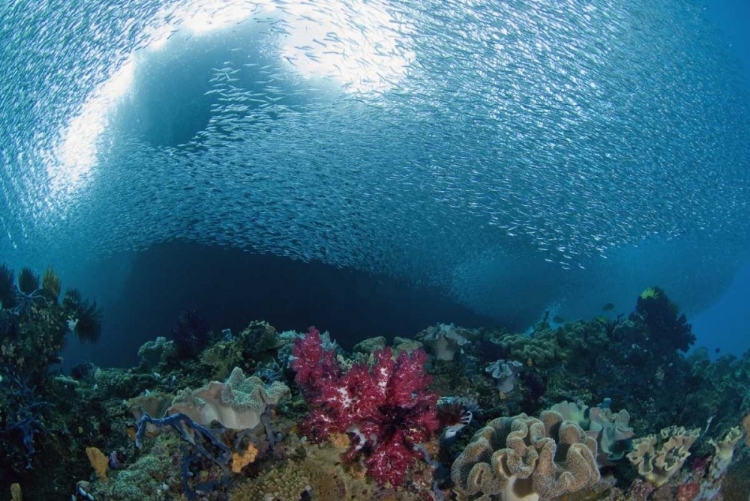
[{"xmin": 292, "ymin": 326, "xmax": 440, "ymax": 486}]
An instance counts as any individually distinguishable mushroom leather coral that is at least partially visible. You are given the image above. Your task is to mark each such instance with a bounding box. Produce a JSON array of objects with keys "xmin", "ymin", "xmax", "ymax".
[
  {"xmin": 168, "ymin": 367, "xmax": 289, "ymax": 430},
  {"xmin": 292, "ymin": 327, "xmax": 440, "ymax": 486},
  {"xmin": 451, "ymin": 411, "xmax": 600, "ymax": 501}
]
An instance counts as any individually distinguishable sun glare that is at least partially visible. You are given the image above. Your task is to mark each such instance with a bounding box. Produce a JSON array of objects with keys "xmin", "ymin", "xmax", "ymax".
[{"xmin": 49, "ymin": 0, "xmax": 411, "ymax": 206}]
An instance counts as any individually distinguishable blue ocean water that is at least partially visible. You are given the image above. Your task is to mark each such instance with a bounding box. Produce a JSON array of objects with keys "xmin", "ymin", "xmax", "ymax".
[{"xmin": 1, "ymin": 0, "xmax": 749, "ymax": 364}]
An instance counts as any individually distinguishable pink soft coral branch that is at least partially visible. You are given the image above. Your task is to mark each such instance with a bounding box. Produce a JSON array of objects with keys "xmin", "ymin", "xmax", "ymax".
[{"xmin": 292, "ymin": 327, "xmax": 439, "ymax": 486}]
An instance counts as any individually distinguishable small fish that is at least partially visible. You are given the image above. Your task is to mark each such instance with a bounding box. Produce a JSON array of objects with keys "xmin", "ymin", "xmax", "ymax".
[{"xmin": 602, "ymin": 303, "xmax": 615, "ymax": 311}]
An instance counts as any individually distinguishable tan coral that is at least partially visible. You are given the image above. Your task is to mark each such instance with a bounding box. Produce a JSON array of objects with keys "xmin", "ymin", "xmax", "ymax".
[
  {"xmin": 451, "ymin": 411, "xmax": 600, "ymax": 501},
  {"xmin": 626, "ymin": 426, "xmax": 700, "ymax": 487},
  {"xmin": 703, "ymin": 426, "xmax": 744, "ymax": 484},
  {"xmin": 86, "ymin": 446, "xmax": 108, "ymax": 481},
  {"xmin": 168, "ymin": 367, "xmax": 290, "ymax": 430},
  {"xmin": 549, "ymin": 401, "xmax": 634, "ymax": 463},
  {"xmin": 328, "ymin": 432, "xmax": 350, "ymax": 450},
  {"xmin": 709, "ymin": 426, "xmax": 742, "ymax": 461},
  {"xmin": 415, "ymin": 323, "xmax": 478, "ymax": 361}
]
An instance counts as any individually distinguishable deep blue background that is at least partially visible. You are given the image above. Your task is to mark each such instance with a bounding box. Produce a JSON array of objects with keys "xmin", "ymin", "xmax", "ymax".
[{"xmin": 691, "ymin": 0, "xmax": 750, "ymax": 357}]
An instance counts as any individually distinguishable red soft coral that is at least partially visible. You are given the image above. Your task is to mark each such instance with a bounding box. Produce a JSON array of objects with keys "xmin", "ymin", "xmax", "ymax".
[
  {"xmin": 291, "ymin": 326, "xmax": 340, "ymax": 395},
  {"xmin": 292, "ymin": 329, "xmax": 439, "ymax": 486}
]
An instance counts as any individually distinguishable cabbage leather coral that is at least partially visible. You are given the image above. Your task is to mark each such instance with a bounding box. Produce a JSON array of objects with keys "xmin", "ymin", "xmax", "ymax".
[{"xmin": 292, "ymin": 327, "xmax": 440, "ymax": 486}]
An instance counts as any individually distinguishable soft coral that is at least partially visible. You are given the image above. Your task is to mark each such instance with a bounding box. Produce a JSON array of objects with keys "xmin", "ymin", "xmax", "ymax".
[{"xmin": 292, "ymin": 327, "xmax": 439, "ymax": 486}]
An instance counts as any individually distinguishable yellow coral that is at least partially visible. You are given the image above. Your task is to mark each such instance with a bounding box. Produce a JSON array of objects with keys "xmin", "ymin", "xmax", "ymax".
[
  {"xmin": 640, "ymin": 287, "xmax": 659, "ymax": 300},
  {"xmin": 709, "ymin": 426, "xmax": 742, "ymax": 461},
  {"xmin": 232, "ymin": 443, "xmax": 259, "ymax": 473},
  {"xmin": 86, "ymin": 446, "xmax": 108, "ymax": 481},
  {"xmin": 42, "ymin": 267, "xmax": 61, "ymax": 301},
  {"xmin": 11, "ymin": 483, "xmax": 21, "ymax": 501},
  {"xmin": 627, "ymin": 426, "xmax": 699, "ymax": 487}
]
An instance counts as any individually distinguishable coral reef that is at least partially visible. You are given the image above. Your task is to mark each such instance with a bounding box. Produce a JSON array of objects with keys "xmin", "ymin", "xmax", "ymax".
[{"xmin": 2, "ymin": 278, "xmax": 748, "ymax": 501}]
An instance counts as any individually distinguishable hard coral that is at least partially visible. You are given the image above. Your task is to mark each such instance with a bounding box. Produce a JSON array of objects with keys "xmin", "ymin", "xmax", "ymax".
[{"xmin": 292, "ymin": 327, "xmax": 440, "ymax": 486}]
